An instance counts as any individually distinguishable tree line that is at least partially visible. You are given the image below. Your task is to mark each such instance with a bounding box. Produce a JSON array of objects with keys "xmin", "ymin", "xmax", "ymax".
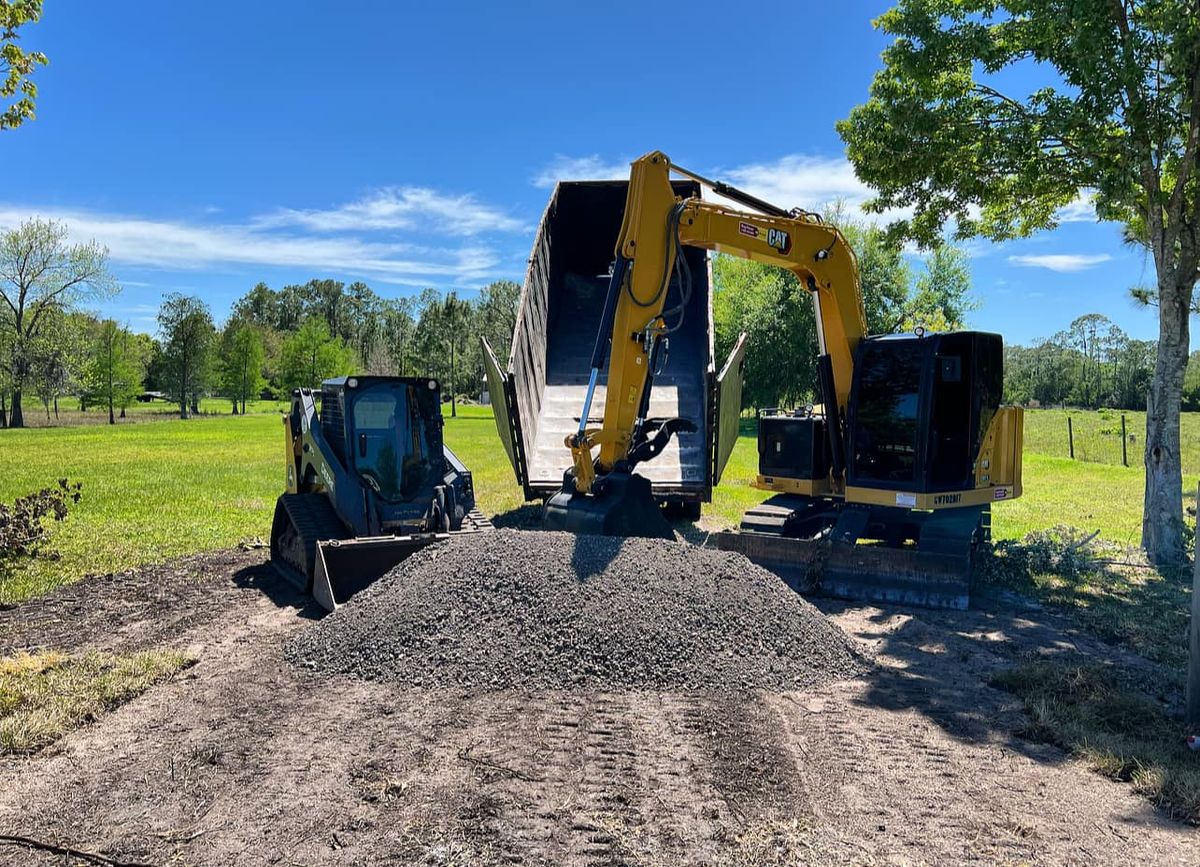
[
  {"xmin": 1003, "ymin": 314, "xmax": 1158, "ymax": 411},
  {"xmin": 0, "ymin": 218, "xmax": 521, "ymax": 427},
  {"xmin": 2, "ymin": 208, "xmax": 978, "ymax": 428}
]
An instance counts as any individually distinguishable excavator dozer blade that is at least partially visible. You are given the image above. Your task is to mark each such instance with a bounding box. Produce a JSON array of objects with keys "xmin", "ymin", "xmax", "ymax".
[
  {"xmin": 542, "ymin": 470, "xmax": 673, "ymax": 540},
  {"xmin": 312, "ymin": 534, "xmax": 447, "ymax": 612},
  {"xmin": 821, "ymin": 543, "xmax": 972, "ymax": 610},
  {"xmin": 716, "ymin": 531, "xmax": 972, "ymax": 610}
]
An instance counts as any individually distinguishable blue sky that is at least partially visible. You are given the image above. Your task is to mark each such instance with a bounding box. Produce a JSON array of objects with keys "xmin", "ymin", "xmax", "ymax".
[{"xmin": 0, "ymin": 0, "xmax": 1160, "ymax": 345}]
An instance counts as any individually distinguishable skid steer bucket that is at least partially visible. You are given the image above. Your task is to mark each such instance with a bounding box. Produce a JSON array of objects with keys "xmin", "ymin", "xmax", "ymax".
[{"xmin": 312, "ymin": 534, "xmax": 447, "ymax": 612}]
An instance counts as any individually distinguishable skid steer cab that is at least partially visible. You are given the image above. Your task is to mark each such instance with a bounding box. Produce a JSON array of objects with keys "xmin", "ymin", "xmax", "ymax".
[{"xmin": 269, "ymin": 375, "xmax": 491, "ymax": 611}]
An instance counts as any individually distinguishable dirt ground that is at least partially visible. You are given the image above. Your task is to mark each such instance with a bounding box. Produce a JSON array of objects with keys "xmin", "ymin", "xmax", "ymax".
[{"xmin": 1, "ymin": 550, "xmax": 1197, "ymax": 866}]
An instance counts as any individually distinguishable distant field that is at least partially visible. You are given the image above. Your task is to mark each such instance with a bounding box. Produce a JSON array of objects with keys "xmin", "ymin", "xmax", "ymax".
[
  {"xmin": 1023, "ymin": 407, "xmax": 1200, "ymax": 476},
  {"xmin": 9, "ymin": 397, "xmax": 289, "ymax": 428},
  {"xmin": 0, "ymin": 402, "xmax": 1177, "ymax": 603}
]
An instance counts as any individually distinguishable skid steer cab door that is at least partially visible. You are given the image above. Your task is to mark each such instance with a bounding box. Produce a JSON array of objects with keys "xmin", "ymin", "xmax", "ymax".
[{"xmin": 712, "ymin": 332, "xmax": 748, "ymax": 486}]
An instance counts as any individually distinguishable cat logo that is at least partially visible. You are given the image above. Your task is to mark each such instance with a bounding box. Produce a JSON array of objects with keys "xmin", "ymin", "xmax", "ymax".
[
  {"xmin": 933, "ymin": 493, "xmax": 962, "ymax": 505},
  {"xmin": 766, "ymin": 227, "xmax": 791, "ymax": 254}
]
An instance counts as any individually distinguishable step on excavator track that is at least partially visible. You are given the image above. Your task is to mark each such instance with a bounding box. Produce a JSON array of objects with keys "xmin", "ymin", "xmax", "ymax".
[{"xmin": 271, "ymin": 493, "xmax": 493, "ymax": 612}]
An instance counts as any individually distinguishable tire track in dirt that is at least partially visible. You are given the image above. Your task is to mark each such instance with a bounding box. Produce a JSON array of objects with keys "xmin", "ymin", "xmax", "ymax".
[{"xmin": 439, "ymin": 690, "xmax": 813, "ymax": 867}]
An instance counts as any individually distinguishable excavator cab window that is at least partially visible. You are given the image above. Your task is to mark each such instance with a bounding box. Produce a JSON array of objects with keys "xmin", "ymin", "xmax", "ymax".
[
  {"xmin": 350, "ymin": 383, "xmax": 432, "ymax": 502},
  {"xmin": 850, "ymin": 340, "xmax": 924, "ymax": 486}
]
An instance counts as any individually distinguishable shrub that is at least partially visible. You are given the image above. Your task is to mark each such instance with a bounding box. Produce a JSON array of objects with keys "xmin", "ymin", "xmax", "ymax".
[{"xmin": 0, "ymin": 480, "xmax": 83, "ymax": 569}]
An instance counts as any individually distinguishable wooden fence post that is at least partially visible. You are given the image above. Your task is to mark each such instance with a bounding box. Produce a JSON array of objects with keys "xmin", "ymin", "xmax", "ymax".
[
  {"xmin": 1068, "ymin": 416, "xmax": 1075, "ymax": 460},
  {"xmin": 1189, "ymin": 482, "xmax": 1200, "ymax": 726},
  {"xmin": 1121, "ymin": 414, "xmax": 1128, "ymax": 467}
]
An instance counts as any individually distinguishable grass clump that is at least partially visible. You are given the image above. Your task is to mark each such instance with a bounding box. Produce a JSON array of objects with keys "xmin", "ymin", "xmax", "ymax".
[
  {"xmin": 992, "ymin": 660, "xmax": 1200, "ymax": 823},
  {"xmin": 0, "ymin": 648, "xmax": 195, "ymax": 754},
  {"xmin": 980, "ymin": 526, "xmax": 1191, "ymax": 666}
]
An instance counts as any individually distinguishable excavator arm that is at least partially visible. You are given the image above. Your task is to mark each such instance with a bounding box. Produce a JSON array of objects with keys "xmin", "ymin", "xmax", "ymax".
[{"xmin": 567, "ymin": 150, "xmax": 866, "ymax": 494}]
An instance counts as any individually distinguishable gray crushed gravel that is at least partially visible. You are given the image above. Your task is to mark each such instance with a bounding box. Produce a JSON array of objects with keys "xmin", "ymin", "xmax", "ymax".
[{"xmin": 285, "ymin": 529, "xmax": 869, "ymax": 690}]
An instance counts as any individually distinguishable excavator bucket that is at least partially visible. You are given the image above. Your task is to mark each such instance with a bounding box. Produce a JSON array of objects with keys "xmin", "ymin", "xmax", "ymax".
[{"xmin": 542, "ymin": 470, "xmax": 674, "ymax": 540}]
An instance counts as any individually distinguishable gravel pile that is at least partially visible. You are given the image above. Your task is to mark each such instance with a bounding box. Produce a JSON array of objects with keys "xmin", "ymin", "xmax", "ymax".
[{"xmin": 286, "ymin": 529, "xmax": 868, "ymax": 690}]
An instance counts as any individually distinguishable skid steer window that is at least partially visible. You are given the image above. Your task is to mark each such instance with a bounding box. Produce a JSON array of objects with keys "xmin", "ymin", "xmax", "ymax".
[{"xmin": 352, "ymin": 386, "xmax": 431, "ymax": 501}]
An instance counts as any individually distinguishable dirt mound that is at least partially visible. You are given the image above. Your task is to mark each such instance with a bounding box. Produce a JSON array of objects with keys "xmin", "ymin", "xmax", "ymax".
[{"xmin": 286, "ymin": 529, "xmax": 868, "ymax": 690}]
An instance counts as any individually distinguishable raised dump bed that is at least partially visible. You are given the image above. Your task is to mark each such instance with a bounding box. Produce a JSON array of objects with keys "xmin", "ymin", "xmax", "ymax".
[{"xmin": 484, "ymin": 179, "xmax": 745, "ymax": 507}]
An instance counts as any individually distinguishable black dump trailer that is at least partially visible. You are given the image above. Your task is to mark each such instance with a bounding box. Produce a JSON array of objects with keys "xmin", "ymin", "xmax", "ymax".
[{"xmin": 482, "ymin": 179, "xmax": 746, "ymax": 513}]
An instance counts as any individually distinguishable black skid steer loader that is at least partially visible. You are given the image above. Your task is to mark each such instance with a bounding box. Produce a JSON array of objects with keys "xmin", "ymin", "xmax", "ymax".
[{"xmin": 269, "ymin": 375, "xmax": 491, "ymax": 611}]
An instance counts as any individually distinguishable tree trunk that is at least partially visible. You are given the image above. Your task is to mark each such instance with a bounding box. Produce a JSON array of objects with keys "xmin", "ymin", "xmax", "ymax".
[
  {"xmin": 53, "ymin": 396, "xmax": 59, "ymax": 420},
  {"xmin": 10, "ymin": 388, "xmax": 24, "ymax": 428},
  {"xmin": 108, "ymin": 395, "xmax": 115, "ymax": 425},
  {"xmin": 1142, "ymin": 276, "xmax": 1192, "ymax": 566},
  {"xmin": 120, "ymin": 407, "xmax": 126, "ymax": 418},
  {"xmin": 0, "ymin": 392, "xmax": 6, "ymax": 429}
]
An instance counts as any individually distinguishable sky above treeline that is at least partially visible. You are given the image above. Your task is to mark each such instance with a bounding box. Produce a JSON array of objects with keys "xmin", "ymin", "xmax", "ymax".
[{"xmin": 0, "ymin": 1, "xmax": 1160, "ymax": 346}]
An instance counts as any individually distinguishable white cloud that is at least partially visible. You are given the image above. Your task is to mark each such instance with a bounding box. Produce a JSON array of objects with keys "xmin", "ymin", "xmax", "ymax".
[
  {"xmin": 257, "ymin": 187, "xmax": 527, "ymax": 235},
  {"xmin": 1007, "ymin": 253, "xmax": 1112, "ymax": 272},
  {"xmin": 718, "ymin": 155, "xmax": 873, "ymax": 213},
  {"xmin": 0, "ymin": 205, "xmax": 503, "ymax": 286},
  {"xmin": 532, "ymin": 154, "xmax": 632, "ymax": 188},
  {"xmin": 535, "ymin": 152, "xmax": 914, "ymax": 224},
  {"xmin": 1056, "ymin": 192, "xmax": 1097, "ymax": 224}
]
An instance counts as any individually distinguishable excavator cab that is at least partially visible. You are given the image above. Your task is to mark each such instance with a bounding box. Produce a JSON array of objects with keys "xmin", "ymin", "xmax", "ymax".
[
  {"xmin": 742, "ymin": 332, "xmax": 1017, "ymax": 608},
  {"xmin": 270, "ymin": 376, "xmax": 490, "ymax": 611}
]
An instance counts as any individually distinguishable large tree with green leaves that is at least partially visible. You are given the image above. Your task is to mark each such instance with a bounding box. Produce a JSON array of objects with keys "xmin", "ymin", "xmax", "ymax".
[
  {"xmin": 219, "ymin": 322, "xmax": 265, "ymax": 414},
  {"xmin": 838, "ymin": 0, "xmax": 1199, "ymax": 565},
  {"xmin": 87, "ymin": 319, "xmax": 143, "ymax": 424},
  {"xmin": 1, "ymin": 0, "xmax": 47, "ymax": 131},
  {"xmin": 280, "ymin": 316, "xmax": 354, "ymax": 392},
  {"xmin": 157, "ymin": 294, "xmax": 215, "ymax": 420},
  {"xmin": 0, "ymin": 219, "xmax": 115, "ymax": 427}
]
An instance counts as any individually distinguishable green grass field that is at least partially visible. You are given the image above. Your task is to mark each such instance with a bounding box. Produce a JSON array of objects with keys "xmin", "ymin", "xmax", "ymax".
[
  {"xmin": 0, "ymin": 402, "xmax": 1180, "ymax": 601},
  {"xmin": 1023, "ymin": 407, "xmax": 1200, "ymax": 475}
]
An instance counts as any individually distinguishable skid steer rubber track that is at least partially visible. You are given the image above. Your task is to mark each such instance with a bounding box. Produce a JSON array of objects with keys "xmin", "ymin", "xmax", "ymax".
[{"xmin": 270, "ymin": 493, "xmax": 350, "ymax": 592}]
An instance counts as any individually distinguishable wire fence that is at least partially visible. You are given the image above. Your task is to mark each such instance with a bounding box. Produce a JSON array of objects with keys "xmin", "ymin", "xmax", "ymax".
[
  {"xmin": 1023, "ymin": 408, "xmax": 1200, "ymax": 476},
  {"xmin": 1023, "ymin": 408, "xmax": 1138, "ymax": 467}
]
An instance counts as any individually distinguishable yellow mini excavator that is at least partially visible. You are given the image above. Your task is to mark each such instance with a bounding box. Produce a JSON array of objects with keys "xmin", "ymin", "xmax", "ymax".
[{"xmin": 544, "ymin": 150, "xmax": 1023, "ymax": 609}]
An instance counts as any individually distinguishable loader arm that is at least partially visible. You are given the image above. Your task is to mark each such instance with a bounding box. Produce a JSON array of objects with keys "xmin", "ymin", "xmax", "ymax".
[{"xmin": 569, "ymin": 150, "xmax": 866, "ymax": 492}]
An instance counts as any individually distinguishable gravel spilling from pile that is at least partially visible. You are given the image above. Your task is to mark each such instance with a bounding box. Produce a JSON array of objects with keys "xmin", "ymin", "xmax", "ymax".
[{"xmin": 286, "ymin": 530, "xmax": 869, "ymax": 691}]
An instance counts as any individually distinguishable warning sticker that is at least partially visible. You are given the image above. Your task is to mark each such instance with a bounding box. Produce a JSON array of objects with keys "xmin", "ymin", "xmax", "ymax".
[
  {"xmin": 739, "ymin": 221, "xmax": 758, "ymax": 238},
  {"xmin": 993, "ymin": 487, "xmax": 1009, "ymax": 500},
  {"xmin": 895, "ymin": 493, "xmax": 917, "ymax": 507}
]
